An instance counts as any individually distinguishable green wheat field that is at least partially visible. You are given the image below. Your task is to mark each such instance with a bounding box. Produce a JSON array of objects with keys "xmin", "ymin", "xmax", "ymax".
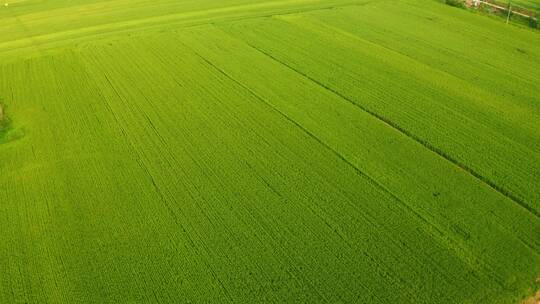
[{"xmin": 0, "ymin": 0, "xmax": 539, "ymax": 303}]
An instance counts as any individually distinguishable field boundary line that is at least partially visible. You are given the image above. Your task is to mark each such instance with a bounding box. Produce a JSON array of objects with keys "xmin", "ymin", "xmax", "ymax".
[
  {"xmin": 241, "ymin": 41, "xmax": 540, "ymax": 219},
  {"xmin": 292, "ymin": 17, "xmax": 540, "ymax": 156},
  {"xmin": 185, "ymin": 40, "xmax": 432, "ymax": 240},
  {"xmin": 184, "ymin": 44, "xmax": 524, "ymax": 289}
]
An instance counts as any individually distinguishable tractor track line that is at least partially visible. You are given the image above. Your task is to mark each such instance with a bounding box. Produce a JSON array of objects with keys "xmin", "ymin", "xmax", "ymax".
[
  {"xmin": 242, "ymin": 41, "xmax": 540, "ymax": 219},
  {"xmin": 186, "ymin": 42, "xmax": 524, "ymax": 290}
]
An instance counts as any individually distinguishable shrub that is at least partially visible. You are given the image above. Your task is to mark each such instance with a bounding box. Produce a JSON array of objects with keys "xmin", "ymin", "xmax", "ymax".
[
  {"xmin": 529, "ymin": 17, "xmax": 538, "ymax": 29},
  {"xmin": 445, "ymin": 0, "xmax": 465, "ymax": 8}
]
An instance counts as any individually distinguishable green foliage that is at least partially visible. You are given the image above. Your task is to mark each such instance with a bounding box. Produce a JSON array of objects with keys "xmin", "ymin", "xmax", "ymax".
[
  {"xmin": 0, "ymin": 0, "xmax": 539, "ymax": 303},
  {"xmin": 529, "ymin": 16, "xmax": 539, "ymax": 28},
  {"xmin": 445, "ymin": 0, "xmax": 465, "ymax": 8},
  {"xmin": 511, "ymin": 0, "xmax": 540, "ymax": 14}
]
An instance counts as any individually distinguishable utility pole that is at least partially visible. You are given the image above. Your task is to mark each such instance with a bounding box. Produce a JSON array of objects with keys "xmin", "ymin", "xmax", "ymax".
[{"xmin": 506, "ymin": 0, "xmax": 512, "ymax": 24}]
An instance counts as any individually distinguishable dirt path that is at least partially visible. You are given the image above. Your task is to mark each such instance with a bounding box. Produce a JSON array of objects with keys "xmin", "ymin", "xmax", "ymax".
[{"xmin": 523, "ymin": 290, "xmax": 540, "ymax": 304}]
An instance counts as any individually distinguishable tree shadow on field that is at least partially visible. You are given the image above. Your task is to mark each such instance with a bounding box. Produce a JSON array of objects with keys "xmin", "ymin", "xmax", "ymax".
[
  {"xmin": 0, "ymin": 99, "xmax": 24, "ymax": 145},
  {"xmin": 0, "ymin": 100, "xmax": 10, "ymax": 136}
]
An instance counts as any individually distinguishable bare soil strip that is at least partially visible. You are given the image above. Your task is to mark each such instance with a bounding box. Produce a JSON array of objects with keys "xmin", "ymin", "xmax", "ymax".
[{"xmin": 522, "ymin": 290, "xmax": 540, "ymax": 304}]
